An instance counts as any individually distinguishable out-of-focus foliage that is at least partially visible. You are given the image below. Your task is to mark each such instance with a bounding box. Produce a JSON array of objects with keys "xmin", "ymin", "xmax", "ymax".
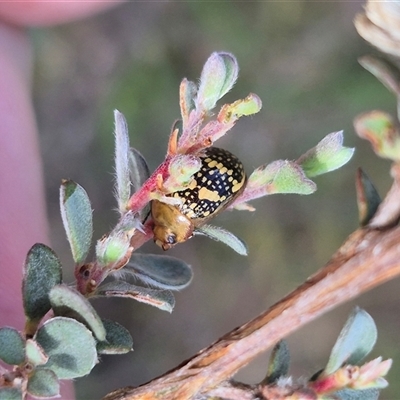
[{"xmin": 32, "ymin": 2, "xmax": 399, "ymax": 399}]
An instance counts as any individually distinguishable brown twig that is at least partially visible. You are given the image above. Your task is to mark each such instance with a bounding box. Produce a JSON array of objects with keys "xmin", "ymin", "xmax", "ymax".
[{"xmin": 104, "ymin": 206, "xmax": 400, "ymax": 399}]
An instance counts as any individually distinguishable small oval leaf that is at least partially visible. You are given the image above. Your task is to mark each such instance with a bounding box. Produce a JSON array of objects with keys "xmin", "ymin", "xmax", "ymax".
[
  {"xmin": 180, "ymin": 78, "xmax": 197, "ymax": 123},
  {"xmin": 129, "ymin": 147, "xmax": 151, "ymax": 221},
  {"xmin": 0, "ymin": 327, "xmax": 25, "ymax": 365},
  {"xmin": 95, "ymin": 281, "xmax": 175, "ymax": 312},
  {"xmin": 49, "ymin": 284, "xmax": 106, "ymax": 341},
  {"xmin": 129, "ymin": 147, "xmax": 151, "ymax": 197},
  {"xmin": 354, "ymin": 111, "xmax": 400, "ymax": 161},
  {"xmin": 60, "ymin": 180, "xmax": 93, "ymax": 264},
  {"xmin": 22, "ymin": 244, "xmax": 62, "ymax": 332},
  {"xmin": 359, "ymin": 55, "xmax": 400, "ymax": 98},
  {"xmin": 247, "ymin": 160, "xmax": 317, "ymax": 196},
  {"xmin": 97, "ymin": 319, "xmax": 133, "ymax": 355},
  {"xmin": 333, "ymin": 388, "xmax": 379, "ymax": 400},
  {"xmin": 125, "ymin": 254, "xmax": 193, "ymax": 290},
  {"xmin": 264, "ymin": 340, "xmax": 290, "ymax": 384},
  {"xmin": 27, "ymin": 369, "xmax": 60, "ymax": 398},
  {"xmin": 0, "ymin": 388, "xmax": 23, "ymax": 400},
  {"xmin": 195, "ymin": 225, "xmax": 248, "ymax": 256},
  {"xmin": 196, "ymin": 52, "xmax": 236, "ymax": 111},
  {"xmin": 25, "ymin": 339, "xmax": 48, "ymax": 367},
  {"xmin": 35, "ymin": 317, "xmax": 97, "ymax": 379},
  {"xmin": 297, "ymin": 131, "xmax": 354, "ymax": 178},
  {"xmin": 114, "ymin": 110, "xmax": 131, "ymax": 213},
  {"xmin": 355, "ymin": 169, "xmax": 381, "ymax": 227},
  {"xmin": 324, "ymin": 308, "xmax": 377, "ymax": 375}
]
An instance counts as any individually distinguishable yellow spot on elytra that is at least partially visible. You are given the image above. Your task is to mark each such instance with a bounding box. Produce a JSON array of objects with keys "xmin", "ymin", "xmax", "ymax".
[
  {"xmin": 198, "ymin": 187, "xmax": 220, "ymax": 202},
  {"xmin": 187, "ymin": 179, "xmax": 197, "ymax": 190},
  {"xmin": 232, "ymin": 180, "xmax": 245, "ymax": 193},
  {"xmin": 207, "ymin": 160, "xmax": 218, "ymax": 168},
  {"xmin": 219, "ymin": 167, "xmax": 228, "ymax": 174}
]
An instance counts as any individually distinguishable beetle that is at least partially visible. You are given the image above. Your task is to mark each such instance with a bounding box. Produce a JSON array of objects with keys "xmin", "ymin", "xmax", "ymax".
[{"xmin": 152, "ymin": 147, "xmax": 246, "ymax": 250}]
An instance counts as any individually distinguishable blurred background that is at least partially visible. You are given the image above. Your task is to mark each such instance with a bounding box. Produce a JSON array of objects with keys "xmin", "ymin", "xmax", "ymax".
[{"xmin": 31, "ymin": 1, "xmax": 399, "ymax": 399}]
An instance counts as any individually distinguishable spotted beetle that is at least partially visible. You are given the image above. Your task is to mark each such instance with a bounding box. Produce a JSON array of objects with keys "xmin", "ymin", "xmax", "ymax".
[{"xmin": 152, "ymin": 147, "xmax": 246, "ymax": 250}]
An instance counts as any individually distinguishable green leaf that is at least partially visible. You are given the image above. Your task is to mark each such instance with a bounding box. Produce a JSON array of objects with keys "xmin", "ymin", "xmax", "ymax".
[
  {"xmin": 196, "ymin": 52, "xmax": 238, "ymax": 111},
  {"xmin": 27, "ymin": 369, "xmax": 60, "ymax": 398},
  {"xmin": 218, "ymin": 94, "xmax": 262, "ymax": 123},
  {"xmin": 60, "ymin": 180, "xmax": 93, "ymax": 264},
  {"xmin": 334, "ymin": 388, "xmax": 379, "ymax": 400},
  {"xmin": 49, "ymin": 284, "xmax": 106, "ymax": 341},
  {"xmin": 25, "ymin": 339, "xmax": 48, "ymax": 367},
  {"xmin": 355, "ymin": 169, "xmax": 381, "ymax": 227},
  {"xmin": 0, "ymin": 327, "xmax": 25, "ymax": 365},
  {"xmin": 0, "ymin": 388, "xmax": 23, "ymax": 400},
  {"xmin": 95, "ymin": 281, "xmax": 175, "ymax": 313},
  {"xmin": 95, "ymin": 231, "xmax": 131, "ymax": 270},
  {"xmin": 195, "ymin": 225, "xmax": 248, "ymax": 256},
  {"xmin": 248, "ymin": 160, "xmax": 316, "ymax": 196},
  {"xmin": 22, "ymin": 244, "xmax": 62, "ymax": 334},
  {"xmin": 324, "ymin": 308, "xmax": 377, "ymax": 375},
  {"xmin": 217, "ymin": 52, "xmax": 239, "ymax": 100},
  {"xmin": 263, "ymin": 340, "xmax": 290, "ymax": 384},
  {"xmin": 97, "ymin": 319, "xmax": 133, "ymax": 355},
  {"xmin": 179, "ymin": 78, "xmax": 197, "ymax": 122},
  {"xmin": 124, "ymin": 254, "xmax": 193, "ymax": 290},
  {"xmin": 35, "ymin": 317, "xmax": 97, "ymax": 379},
  {"xmin": 354, "ymin": 111, "xmax": 400, "ymax": 161},
  {"xmin": 165, "ymin": 154, "xmax": 202, "ymax": 192},
  {"xmin": 114, "ymin": 110, "xmax": 131, "ymax": 213},
  {"xmin": 297, "ymin": 131, "xmax": 354, "ymax": 178}
]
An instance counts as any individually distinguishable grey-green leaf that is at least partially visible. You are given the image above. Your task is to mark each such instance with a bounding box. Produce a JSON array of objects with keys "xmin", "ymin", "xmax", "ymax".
[
  {"xmin": 129, "ymin": 147, "xmax": 150, "ymax": 197},
  {"xmin": 128, "ymin": 147, "xmax": 151, "ymax": 220},
  {"xmin": 359, "ymin": 55, "xmax": 400, "ymax": 97},
  {"xmin": 60, "ymin": 180, "xmax": 93, "ymax": 264},
  {"xmin": 95, "ymin": 281, "xmax": 175, "ymax": 312},
  {"xmin": 324, "ymin": 308, "xmax": 377, "ymax": 375},
  {"xmin": 217, "ymin": 52, "xmax": 239, "ymax": 100},
  {"xmin": 356, "ymin": 168, "xmax": 381, "ymax": 227},
  {"xmin": 114, "ymin": 110, "xmax": 131, "ymax": 213},
  {"xmin": 264, "ymin": 340, "xmax": 290, "ymax": 384},
  {"xmin": 247, "ymin": 160, "xmax": 317, "ymax": 196},
  {"xmin": 22, "ymin": 244, "xmax": 62, "ymax": 326},
  {"xmin": 97, "ymin": 319, "xmax": 133, "ymax": 355},
  {"xmin": 27, "ymin": 369, "xmax": 60, "ymax": 398},
  {"xmin": 0, "ymin": 327, "xmax": 25, "ymax": 365},
  {"xmin": 0, "ymin": 388, "xmax": 23, "ymax": 400},
  {"xmin": 25, "ymin": 339, "xmax": 48, "ymax": 367},
  {"xmin": 297, "ymin": 131, "xmax": 354, "ymax": 178},
  {"xmin": 196, "ymin": 52, "xmax": 238, "ymax": 111},
  {"xmin": 180, "ymin": 78, "xmax": 197, "ymax": 122},
  {"xmin": 195, "ymin": 225, "xmax": 248, "ymax": 256},
  {"xmin": 334, "ymin": 388, "xmax": 380, "ymax": 400},
  {"xmin": 125, "ymin": 254, "xmax": 193, "ymax": 290},
  {"xmin": 49, "ymin": 284, "xmax": 106, "ymax": 341},
  {"xmin": 35, "ymin": 317, "xmax": 97, "ymax": 379}
]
